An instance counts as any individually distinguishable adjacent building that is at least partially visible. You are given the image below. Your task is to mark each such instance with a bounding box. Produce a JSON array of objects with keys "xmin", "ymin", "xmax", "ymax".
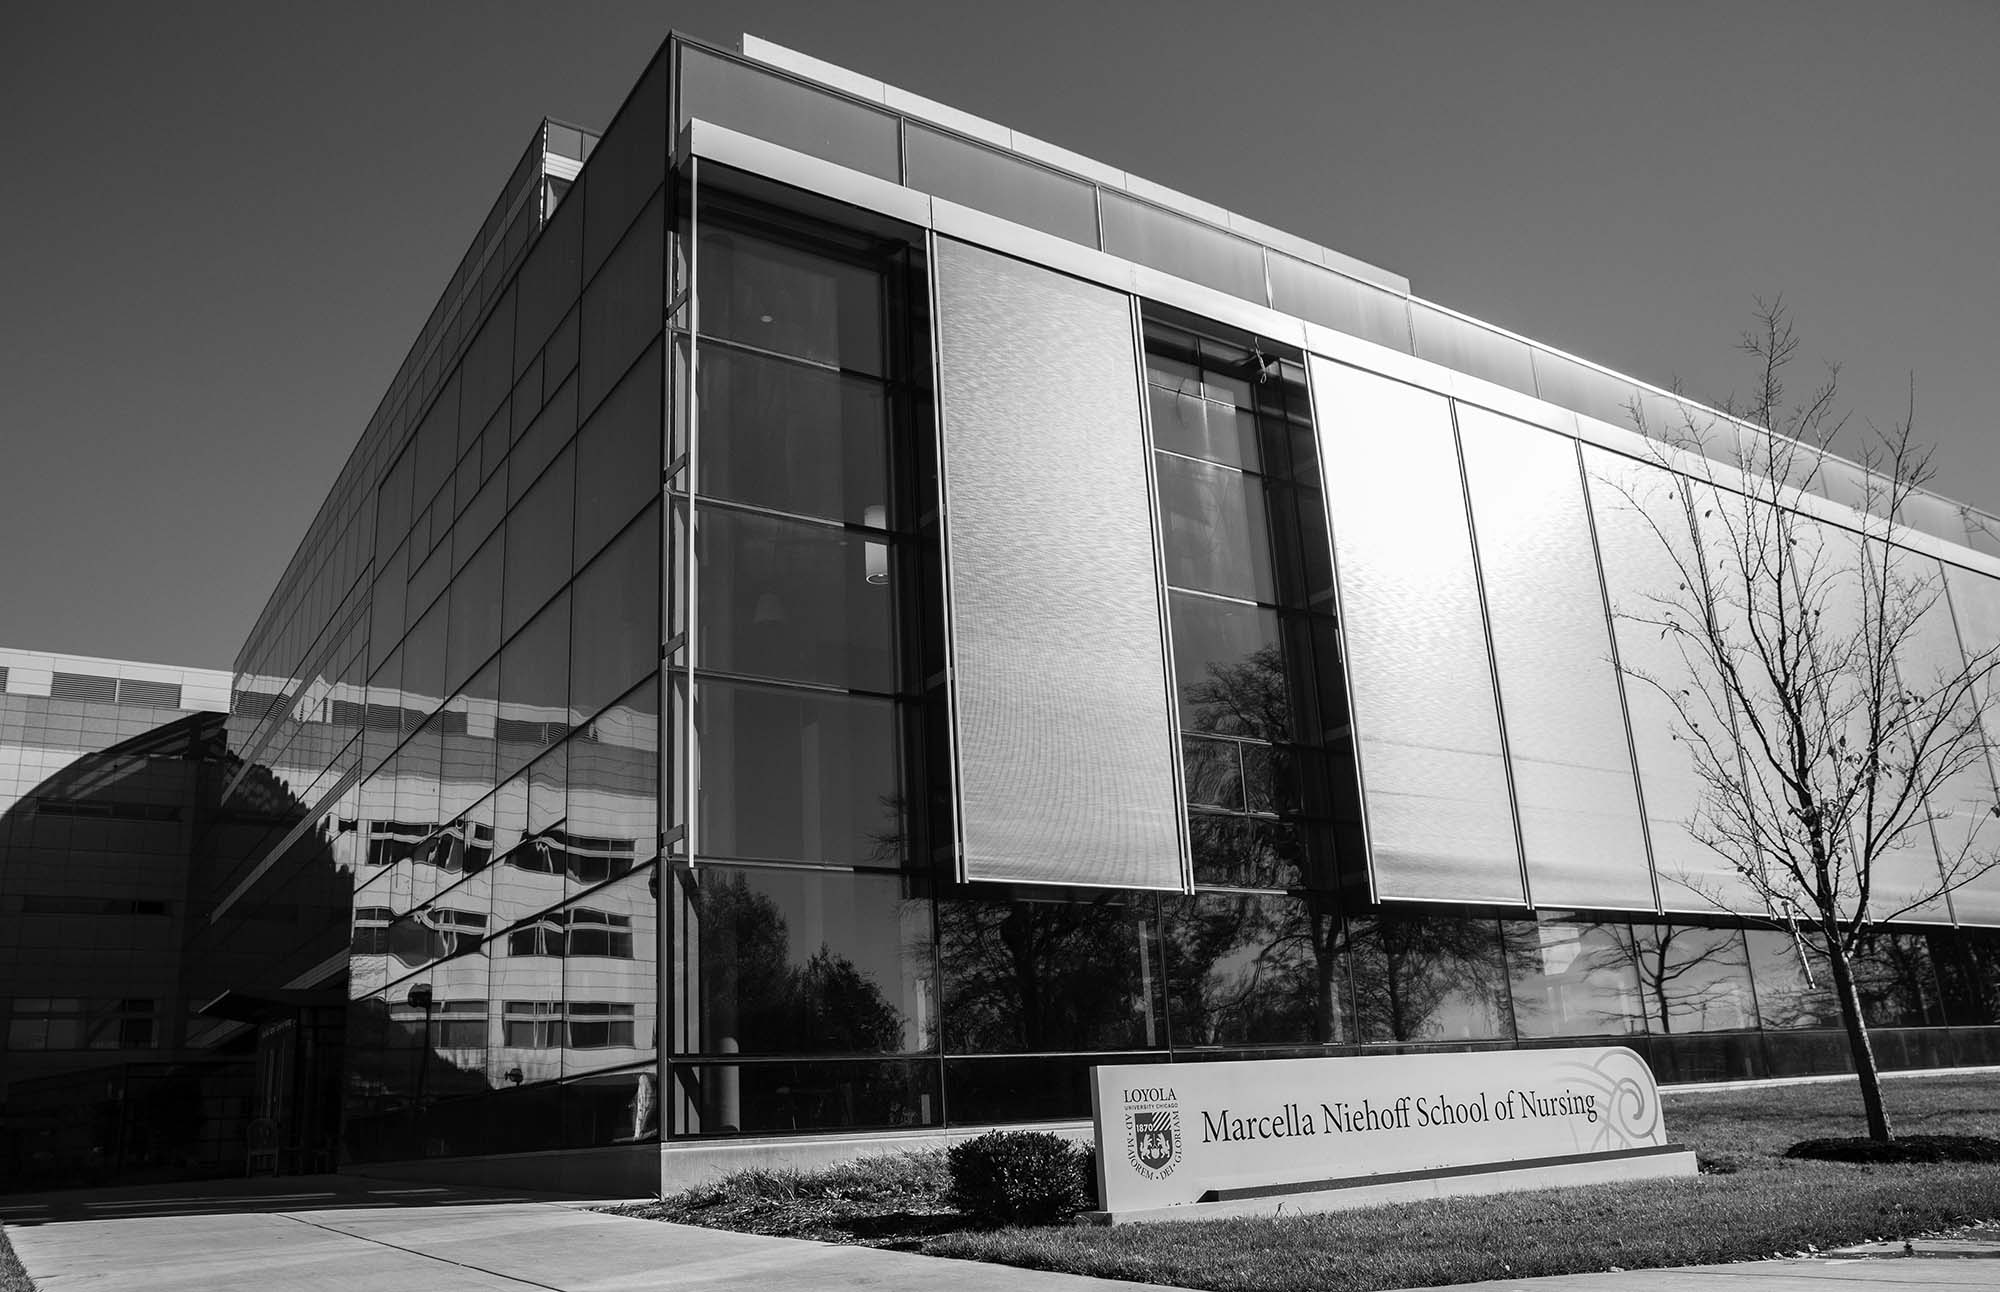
[
  {"xmin": 0, "ymin": 647, "xmax": 248, "ymax": 1184},
  {"xmin": 182, "ymin": 32, "xmax": 2000, "ymax": 1193}
]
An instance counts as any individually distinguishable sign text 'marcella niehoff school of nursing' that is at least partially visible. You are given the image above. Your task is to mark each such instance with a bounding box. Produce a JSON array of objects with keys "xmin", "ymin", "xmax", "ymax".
[{"xmin": 1091, "ymin": 1046, "xmax": 1678, "ymax": 1214}]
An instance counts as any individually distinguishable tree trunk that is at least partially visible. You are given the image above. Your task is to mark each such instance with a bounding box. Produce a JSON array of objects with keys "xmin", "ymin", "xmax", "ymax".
[{"xmin": 1825, "ymin": 938, "xmax": 1894, "ymax": 1141}]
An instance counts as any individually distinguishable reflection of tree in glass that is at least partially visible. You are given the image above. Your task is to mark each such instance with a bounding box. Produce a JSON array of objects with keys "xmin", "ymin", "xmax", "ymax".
[
  {"xmin": 936, "ymin": 898, "xmax": 1154, "ymax": 1053},
  {"xmin": 1183, "ymin": 740, "xmax": 1240, "ymax": 811},
  {"xmin": 1184, "ymin": 643, "xmax": 1293, "ymax": 742},
  {"xmin": 1163, "ymin": 892, "xmax": 1351, "ymax": 1045},
  {"xmin": 692, "ymin": 871, "xmax": 906, "ymax": 1053},
  {"xmin": 1592, "ymin": 925, "xmax": 1747, "ymax": 1034},
  {"xmin": 1350, "ymin": 917, "xmax": 1510, "ymax": 1042},
  {"xmin": 1849, "ymin": 933, "xmax": 1939, "ymax": 1027}
]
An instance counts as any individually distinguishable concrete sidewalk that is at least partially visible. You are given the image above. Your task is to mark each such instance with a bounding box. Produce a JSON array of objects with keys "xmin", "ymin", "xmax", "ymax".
[
  {"xmin": 5, "ymin": 1177, "xmax": 1997, "ymax": 1291},
  {"xmin": 2, "ymin": 1176, "xmax": 1175, "ymax": 1292}
]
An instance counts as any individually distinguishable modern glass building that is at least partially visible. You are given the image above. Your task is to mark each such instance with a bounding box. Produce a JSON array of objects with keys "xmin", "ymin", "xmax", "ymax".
[{"xmin": 204, "ymin": 32, "xmax": 2000, "ymax": 1192}]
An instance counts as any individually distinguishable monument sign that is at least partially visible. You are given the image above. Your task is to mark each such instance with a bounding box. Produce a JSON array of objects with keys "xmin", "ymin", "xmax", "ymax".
[{"xmin": 1092, "ymin": 1046, "xmax": 1690, "ymax": 1217}]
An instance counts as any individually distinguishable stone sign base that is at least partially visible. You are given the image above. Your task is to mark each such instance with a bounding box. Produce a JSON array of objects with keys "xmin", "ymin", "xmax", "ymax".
[{"xmin": 1085, "ymin": 1144, "xmax": 1698, "ymax": 1225}]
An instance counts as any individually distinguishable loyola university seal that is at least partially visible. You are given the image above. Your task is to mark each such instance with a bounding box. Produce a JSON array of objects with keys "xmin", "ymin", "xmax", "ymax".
[{"xmin": 1123, "ymin": 1087, "xmax": 1182, "ymax": 1180}]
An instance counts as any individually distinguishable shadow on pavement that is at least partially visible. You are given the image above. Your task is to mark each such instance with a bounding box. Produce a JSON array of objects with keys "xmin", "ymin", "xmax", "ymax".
[{"xmin": 0, "ymin": 1173, "xmax": 617, "ymax": 1225}]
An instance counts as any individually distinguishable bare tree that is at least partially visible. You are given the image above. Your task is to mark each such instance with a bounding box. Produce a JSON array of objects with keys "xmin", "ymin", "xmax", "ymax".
[{"xmin": 1615, "ymin": 302, "xmax": 2000, "ymax": 1141}]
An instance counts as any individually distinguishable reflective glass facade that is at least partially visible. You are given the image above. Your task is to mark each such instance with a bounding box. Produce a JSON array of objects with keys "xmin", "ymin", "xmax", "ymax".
[{"xmin": 189, "ymin": 32, "xmax": 2000, "ymax": 1189}]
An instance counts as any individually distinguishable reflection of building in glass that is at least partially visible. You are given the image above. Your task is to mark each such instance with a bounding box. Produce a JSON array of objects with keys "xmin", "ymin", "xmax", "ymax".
[
  {"xmin": 0, "ymin": 647, "xmax": 247, "ymax": 1186},
  {"xmin": 194, "ymin": 33, "xmax": 2000, "ymax": 1193}
]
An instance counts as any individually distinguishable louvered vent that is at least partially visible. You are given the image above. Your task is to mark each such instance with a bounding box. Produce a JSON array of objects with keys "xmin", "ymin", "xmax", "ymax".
[
  {"xmin": 49, "ymin": 672, "xmax": 118, "ymax": 703},
  {"xmin": 116, "ymin": 678, "xmax": 182, "ymax": 709},
  {"xmin": 0, "ymin": 665, "xmax": 10, "ymax": 693}
]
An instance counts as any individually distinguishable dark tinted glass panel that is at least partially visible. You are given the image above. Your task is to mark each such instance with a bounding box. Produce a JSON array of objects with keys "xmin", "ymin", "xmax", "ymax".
[
  {"xmin": 1183, "ymin": 736, "xmax": 1243, "ymax": 810},
  {"xmin": 556, "ymin": 869, "xmax": 659, "ymax": 1079},
  {"xmin": 569, "ymin": 506, "xmax": 660, "ymax": 722},
  {"xmin": 515, "ymin": 177, "xmax": 584, "ymax": 366},
  {"xmin": 443, "ymin": 659, "xmax": 499, "ymax": 820},
  {"xmin": 502, "ymin": 447, "xmax": 575, "ymax": 638},
  {"xmin": 561, "ymin": 1068, "xmax": 661, "ymax": 1147},
  {"xmin": 404, "ymin": 534, "xmax": 450, "ymax": 625},
  {"xmin": 581, "ymin": 58, "xmax": 667, "ymax": 279},
  {"xmin": 943, "ymin": 1054, "xmax": 1112, "ymax": 1125},
  {"xmin": 413, "ymin": 373, "xmax": 461, "ymax": 502},
  {"xmin": 1742, "ymin": 930, "xmax": 1840, "ymax": 1029},
  {"xmin": 579, "ymin": 189, "xmax": 664, "ymax": 417},
  {"xmin": 564, "ymin": 680, "xmax": 658, "ymax": 895},
  {"xmin": 695, "ymin": 679, "xmax": 902, "ymax": 866},
  {"xmin": 509, "ymin": 372, "xmax": 578, "ymax": 504},
  {"xmin": 1933, "ymin": 929, "xmax": 2000, "ymax": 1025},
  {"xmin": 1350, "ymin": 915, "xmax": 1512, "ymax": 1042},
  {"xmin": 1265, "ymin": 253, "xmax": 1412, "ymax": 353},
  {"xmin": 1189, "ymin": 814, "xmax": 1302, "ymax": 889},
  {"xmin": 698, "ymin": 227, "xmax": 883, "ymax": 376},
  {"xmin": 497, "ymin": 591, "xmax": 571, "ymax": 772},
  {"xmin": 1627, "ymin": 925, "xmax": 1758, "ymax": 1033},
  {"xmin": 1168, "ymin": 593, "xmax": 1288, "ymax": 739},
  {"xmin": 376, "ymin": 450, "xmax": 415, "ymax": 558},
  {"xmin": 697, "ymin": 508, "xmax": 897, "ymax": 692},
  {"xmin": 672, "ymin": 1058, "xmax": 937, "ymax": 1136},
  {"xmin": 369, "ymin": 541, "xmax": 408, "ymax": 669},
  {"xmin": 936, "ymin": 895, "xmax": 1165, "ymax": 1053},
  {"xmin": 678, "ymin": 47, "xmax": 901, "ymax": 182},
  {"xmin": 396, "ymin": 713, "xmax": 442, "ymax": 826},
  {"xmin": 461, "ymin": 288, "xmax": 516, "ymax": 440},
  {"xmin": 1503, "ymin": 920, "xmax": 1644, "ymax": 1038},
  {"xmin": 446, "ymin": 535, "xmax": 504, "ymax": 692},
  {"xmin": 697, "ymin": 346, "xmax": 890, "ymax": 525},
  {"xmin": 904, "ymin": 124, "xmax": 1097, "ymax": 246},
  {"xmin": 546, "ymin": 308, "xmax": 579, "ymax": 386},
  {"xmin": 364, "ymin": 645, "xmax": 402, "ymax": 773},
  {"xmin": 1164, "ymin": 892, "xmax": 1355, "ymax": 1045},
  {"xmin": 401, "ymin": 598, "xmax": 448, "ymax": 716},
  {"xmin": 1100, "ymin": 191, "xmax": 1265, "ymax": 302},
  {"xmin": 1149, "ymin": 386, "xmax": 1259, "ymax": 471},
  {"xmin": 453, "ymin": 471, "xmax": 506, "ymax": 574},
  {"xmin": 673, "ymin": 864, "xmax": 933, "ymax": 1056},
  {"xmin": 574, "ymin": 339, "xmax": 663, "ymax": 566},
  {"xmin": 1851, "ymin": 933, "xmax": 1943, "ymax": 1027},
  {"xmin": 1157, "ymin": 454, "xmax": 1275, "ymax": 600}
]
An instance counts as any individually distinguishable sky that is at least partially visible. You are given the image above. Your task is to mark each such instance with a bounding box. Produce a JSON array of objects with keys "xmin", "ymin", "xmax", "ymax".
[{"xmin": 3, "ymin": 1, "xmax": 1995, "ymax": 671}]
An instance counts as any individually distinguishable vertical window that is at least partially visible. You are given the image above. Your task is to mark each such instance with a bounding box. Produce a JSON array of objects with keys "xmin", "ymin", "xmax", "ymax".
[{"xmin": 1146, "ymin": 320, "xmax": 1358, "ymax": 894}]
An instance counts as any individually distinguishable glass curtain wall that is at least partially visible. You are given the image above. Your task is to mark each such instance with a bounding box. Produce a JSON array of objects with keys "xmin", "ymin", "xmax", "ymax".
[
  {"xmin": 343, "ymin": 55, "xmax": 666, "ymax": 1164},
  {"xmin": 1142, "ymin": 314, "xmax": 1368, "ymax": 1049},
  {"xmin": 668, "ymin": 182, "xmax": 940, "ymax": 1137}
]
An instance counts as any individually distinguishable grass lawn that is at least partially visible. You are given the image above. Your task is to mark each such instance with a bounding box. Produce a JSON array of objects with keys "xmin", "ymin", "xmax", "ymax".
[
  {"xmin": 0, "ymin": 1227, "xmax": 35, "ymax": 1292},
  {"xmin": 610, "ymin": 1071, "xmax": 2000, "ymax": 1291}
]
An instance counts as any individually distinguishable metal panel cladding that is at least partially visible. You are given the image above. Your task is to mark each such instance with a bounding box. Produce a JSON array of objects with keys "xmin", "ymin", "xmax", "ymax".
[
  {"xmin": 1309, "ymin": 358, "xmax": 1523, "ymax": 904},
  {"xmin": 1456, "ymin": 405, "xmax": 1654, "ymax": 909},
  {"xmin": 1582, "ymin": 445, "xmax": 1757, "ymax": 913},
  {"xmin": 933, "ymin": 237, "xmax": 1186, "ymax": 890}
]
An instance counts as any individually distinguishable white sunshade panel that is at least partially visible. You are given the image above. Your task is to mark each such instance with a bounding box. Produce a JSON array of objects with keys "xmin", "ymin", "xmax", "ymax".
[
  {"xmin": 1893, "ymin": 554, "xmax": 1995, "ymax": 924},
  {"xmin": 1581, "ymin": 447, "xmax": 1760, "ymax": 915},
  {"xmin": 1940, "ymin": 564, "xmax": 2000, "ymax": 925},
  {"xmin": 1310, "ymin": 358, "xmax": 1522, "ymax": 905},
  {"xmin": 933, "ymin": 237, "xmax": 1186, "ymax": 890},
  {"xmin": 1456, "ymin": 406, "xmax": 1654, "ymax": 909},
  {"xmin": 1780, "ymin": 516, "xmax": 1948, "ymax": 924}
]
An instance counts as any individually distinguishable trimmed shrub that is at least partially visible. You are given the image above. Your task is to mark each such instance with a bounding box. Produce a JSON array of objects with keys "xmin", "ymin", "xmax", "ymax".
[
  {"xmin": 1785, "ymin": 1134, "xmax": 2000, "ymax": 1164},
  {"xmin": 945, "ymin": 1130, "xmax": 1089, "ymax": 1226}
]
